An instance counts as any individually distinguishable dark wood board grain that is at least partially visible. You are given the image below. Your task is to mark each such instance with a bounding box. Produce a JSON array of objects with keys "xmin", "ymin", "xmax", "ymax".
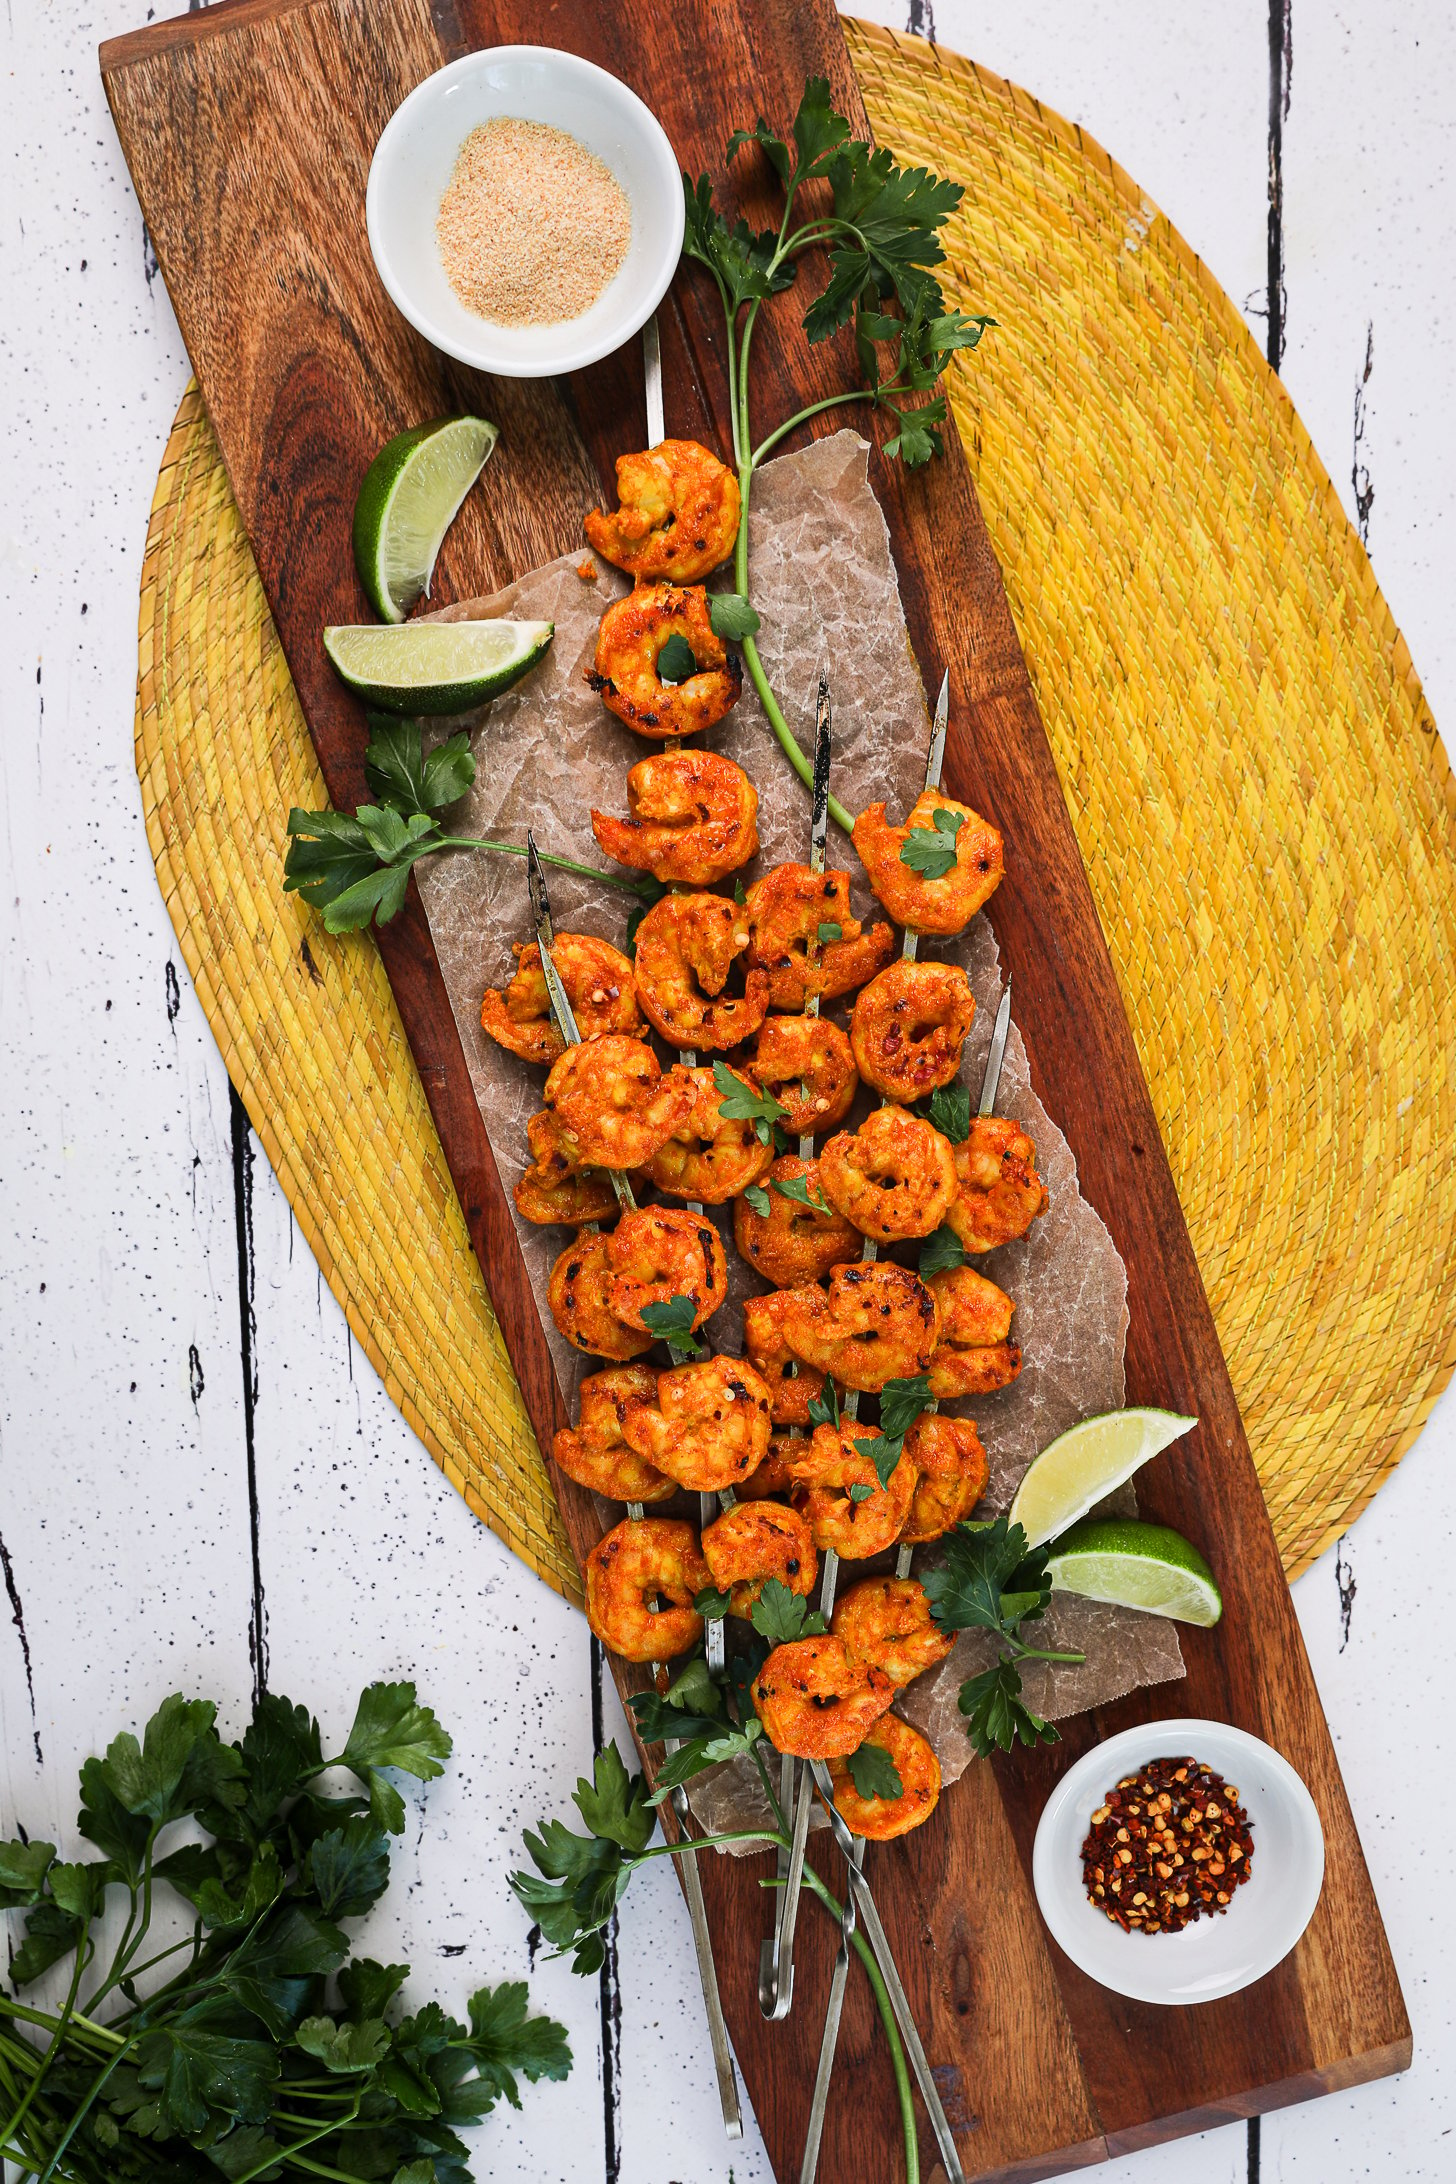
[{"xmin": 100, "ymin": 1, "xmax": 1410, "ymax": 2176}]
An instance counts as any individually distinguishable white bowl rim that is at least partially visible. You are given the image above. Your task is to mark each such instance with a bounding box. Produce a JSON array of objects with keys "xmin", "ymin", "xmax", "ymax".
[
  {"xmin": 365, "ymin": 44, "xmax": 686, "ymax": 379},
  {"xmin": 1031, "ymin": 1715, "xmax": 1325, "ymax": 2007}
]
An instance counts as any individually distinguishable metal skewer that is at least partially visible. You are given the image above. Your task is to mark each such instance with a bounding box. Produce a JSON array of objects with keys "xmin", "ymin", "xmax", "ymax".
[
  {"xmin": 758, "ymin": 674, "xmax": 833, "ymax": 2022},
  {"xmin": 800, "ymin": 686, "xmax": 1002, "ymax": 2184},
  {"xmin": 527, "ymin": 836, "xmax": 742, "ymax": 2141}
]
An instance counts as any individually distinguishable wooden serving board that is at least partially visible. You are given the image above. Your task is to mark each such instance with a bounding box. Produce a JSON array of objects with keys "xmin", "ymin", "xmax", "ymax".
[{"xmin": 101, "ymin": 2, "xmax": 1410, "ymax": 2174}]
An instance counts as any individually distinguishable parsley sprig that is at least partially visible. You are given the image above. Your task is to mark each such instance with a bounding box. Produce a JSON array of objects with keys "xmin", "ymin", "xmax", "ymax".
[
  {"xmin": 285, "ymin": 718, "xmax": 658, "ymax": 935},
  {"xmin": 921, "ymin": 1518, "xmax": 1087, "ymax": 1756},
  {"xmin": 711, "ymin": 1059, "xmax": 786, "ymax": 1146},
  {"xmin": 846, "ymin": 1742, "xmax": 903, "ymax": 1803},
  {"xmin": 682, "ymin": 79, "xmax": 994, "ymax": 830},
  {"xmin": 638, "ymin": 1294, "xmax": 705, "ymax": 1357},
  {"xmin": 0, "ymin": 1685, "xmax": 569, "ymax": 2182},
  {"xmin": 899, "ymin": 803, "xmax": 968, "ymax": 879}
]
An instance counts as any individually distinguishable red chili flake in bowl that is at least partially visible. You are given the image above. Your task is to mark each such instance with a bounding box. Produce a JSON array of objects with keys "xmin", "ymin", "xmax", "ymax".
[{"xmin": 1080, "ymin": 1754, "xmax": 1254, "ymax": 1935}]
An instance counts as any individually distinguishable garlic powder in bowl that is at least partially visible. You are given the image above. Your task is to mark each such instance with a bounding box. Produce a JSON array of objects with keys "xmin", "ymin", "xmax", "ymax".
[{"xmin": 437, "ymin": 118, "xmax": 631, "ymax": 329}]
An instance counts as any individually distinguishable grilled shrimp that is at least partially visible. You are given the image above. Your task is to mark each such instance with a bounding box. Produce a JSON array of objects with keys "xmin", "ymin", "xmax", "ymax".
[
  {"xmin": 945, "ymin": 1115, "xmax": 1049, "ymax": 1253},
  {"xmin": 743, "ymin": 864, "xmax": 895, "ymax": 1011},
  {"xmin": 777, "ymin": 1260, "xmax": 941, "ymax": 1393},
  {"xmin": 744, "ymin": 1013, "xmax": 858, "ymax": 1138},
  {"xmin": 590, "ymin": 585, "xmax": 742, "ymax": 740},
  {"xmin": 751, "ymin": 1634, "xmax": 894, "ymax": 1760},
  {"xmin": 605, "ymin": 1206, "xmax": 727, "ymax": 1333},
  {"xmin": 552, "ymin": 1365, "xmax": 676, "ymax": 1505},
  {"xmin": 584, "ymin": 439, "xmax": 740, "ymax": 583},
  {"xmin": 899, "ymin": 1412, "xmax": 989, "ymax": 1542},
  {"xmin": 644, "ymin": 1064, "xmax": 774, "ymax": 1204},
  {"xmin": 827, "ymin": 1714, "xmax": 941, "ymax": 1841},
  {"xmin": 632, "ymin": 892, "xmax": 769, "ymax": 1051},
  {"xmin": 591, "ymin": 750, "xmax": 758, "ymax": 886},
  {"xmin": 621, "ymin": 1353, "xmax": 774, "ymax": 1493},
  {"xmin": 701, "ymin": 1498, "xmax": 817, "ymax": 1616},
  {"xmin": 547, "ymin": 1230, "xmax": 653, "ymax": 1360},
  {"xmin": 513, "ymin": 1111, "xmax": 622, "ymax": 1228},
  {"xmin": 791, "ymin": 1420, "xmax": 917, "ymax": 1559},
  {"xmin": 852, "ymin": 790, "xmax": 1004, "ymax": 935},
  {"xmin": 831, "ymin": 1575, "xmax": 953, "ymax": 1687},
  {"xmin": 742, "ymin": 1292, "xmax": 826, "ymax": 1425},
  {"xmin": 543, "ymin": 1034, "xmax": 694, "ymax": 1168},
  {"xmin": 849, "ymin": 959, "xmax": 975, "ymax": 1103},
  {"xmin": 480, "ymin": 935, "xmax": 640, "ymax": 1067},
  {"xmin": 585, "ymin": 1516, "xmax": 711, "ymax": 1663},
  {"xmin": 818, "ymin": 1105, "xmax": 959, "ymax": 1242},
  {"xmin": 736, "ymin": 1431, "xmax": 810, "ymax": 1500},
  {"xmin": 733, "ymin": 1156, "xmax": 862, "ymax": 1288},
  {"xmin": 925, "ymin": 1264, "xmax": 1022, "ymax": 1397}
]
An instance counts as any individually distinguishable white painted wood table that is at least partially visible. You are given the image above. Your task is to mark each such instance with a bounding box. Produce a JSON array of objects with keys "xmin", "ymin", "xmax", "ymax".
[{"xmin": 2, "ymin": 4, "xmax": 1453, "ymax": 2178}]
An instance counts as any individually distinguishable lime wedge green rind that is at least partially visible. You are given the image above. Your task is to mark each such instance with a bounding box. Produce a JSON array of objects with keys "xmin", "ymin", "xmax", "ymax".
[
  {"xmin": 1046, "ymin": 1516, "xmax": 1223, "ymax": 1627},
  {"xmin": 1008, "ymin": 1406, "xmax": 1197, "ymax": 1547},
  {"xmin": 352, "ymin": 415, "xmax": 499, "ymax": 624},
  {"xmin": 323, "ymin": 619, "xmax": 554, "ymax": 716}
]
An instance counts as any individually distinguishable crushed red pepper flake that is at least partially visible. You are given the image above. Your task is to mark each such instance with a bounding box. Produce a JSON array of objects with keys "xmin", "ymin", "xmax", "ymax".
[{"xmin": 1080, "ymin": 1754, "xmax": 1254, "ymax": 1935}]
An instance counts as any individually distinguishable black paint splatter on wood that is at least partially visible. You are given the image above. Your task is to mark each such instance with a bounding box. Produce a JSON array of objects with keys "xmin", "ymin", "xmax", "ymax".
[
  {"xmin": 906, "ymin": 0, "xmax": 936, "ymax": 42},
  {"xmin": 1265, "ymin": 0, "xmax": 1293, "ymax": 372},
  {"xmin": 590, "ymin": 1634, "xmax": 623, "ymax": 2184},
  {"xmin": 229, "ymin": 1081, "xmax": 269, "ymax": 1703},
  {"xmin": 165, "ymin": 960, "xmax": 180, "ymax": 1026},
  {"xmin": 1352, "ymin": 322, "xmax": 1374, "ymax": 545},
  {"xmin": 0, "ymin": 1532, "xmax": 42, "ymax": 1766},
  {"xmin": 1335, "ymin": 1535, "xmax": 1357, "ymax": 1652},
  {"xmin": 299, "ymin": 937, "xmax": 324, "ymax": 987},
  {"xmin": 188, "ymin": 1344, "xmax": 205, "ymax": 1408},
  {"xmin": 1248, "ymin": 2112, "xmax": 1261, "ymax": 2180}
]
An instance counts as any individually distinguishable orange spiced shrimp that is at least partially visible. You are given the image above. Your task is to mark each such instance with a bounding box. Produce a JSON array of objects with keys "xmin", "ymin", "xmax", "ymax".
[
  {"xmin": 742, "ymin": 1292, "xmax": 826, "ymax": 1426},
  {"xmin": 513, "ymin": 1111, "xmax": 622, "ymax": 1229},
  {"xmin": 480, "ymin": 935, "xmax": 641, "ymax": 1067},
  {"xmin": 736, "ymin": 1430, "xmax": 811, "ymax": 1499},
  {"xmin": 751, "ymin": 1635, "xmax": 894, "ymax": 1759},
  {"xmin": 831, "ymin": 1575, "xmax": 953, "ymax": 1687},
  {"xmin": 852, "ymin": 790, "xmax": 1004, "ymax": 935},
  {"xmin": 849, "ymin": 959, "xmax": 975, "ymax": 1103},
  {"xmin": 547, "ymin": 1231, "xmax": 653, "ymax": 1361},
  {"xmin": 604, "ymin": 1206, "xmax": 728, "ymax": 1333},
  {"xmin": 925, "ymin": 1265, "xmax": 1022, "ymax": 1397},
  {"xmin": 590, "ymin": 585, "xmax": 741, "ymax": 740},
  {"xmin": 644, "ymin": 1065, "xmax": 774, "ymax": 1204},
  {"xmin": 632, "ymin": 892, "xmax": 769, "ymax": 1051},
  {"xmin": 899, "ymin": 1412, "xmax": 989, "ymax": 1542},
  {"xmin": 701, "ymin": 1499, "xmax": 817, "ymax": 1616},
  {"xmin": 585, "ymin": 1517, "xmax": 711, "ymax": 1663},
  {"xmin": 743, "ymin": 865, "xmax": 895, "ymax": 1011},
  {"xmin": 945, "ymin": 1115, "xmax": 1049, "ymax": 1253},
  {"xmin": 552, "ymin": 1365, "xmax": 676, "ymax": 1505},
  {"xmin": 543, "ymin": 1034, "xmax": 694, "ymax": 1169},
  {"xmin": 621, "ymin": 1353, "xmax": 774, "ymax": 1493},
  {"xmin": 776, "ymin": 1260, "xmax": 941, "ymax": 1393},
  {"xmin": 818, "ymin": 1105, "xmax": 959, "ymax": 1242},
  {"xmin": 791, "ymin": 1420, "xmax": 917, "ymax": 1559},
  {"xmin": 827, "ymin": 1715, "xmax": 940, "ymax": 1840},
  {"xmin": 743, "ymin": 1013, "xmax": 859, "ymax": 1138},
  {"xmin": 584, "ymin": 439, "xmax": 740, "ymax": 583},
  {"xmin": 733, "ymin": 1156, "xmax": 862, "ymax": 1287},
  {"xmin": 591, "ymin": 750, "xmax": 758, "ymax": 886}
]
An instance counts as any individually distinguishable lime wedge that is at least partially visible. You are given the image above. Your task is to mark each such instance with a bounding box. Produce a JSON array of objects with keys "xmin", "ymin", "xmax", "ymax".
[
  {"xmin": 1046, "ymin": 1516, "xmax": 1223, "ymax": 1627},
  {"xmin": 1008, "ymin": 1407, "xmax": 1197, "ymax": 1546},
  {"xmin": 352, "ymin": 416, "xmax": 498, "ymax": 623},
  {"xmin": 323, "ymin": 619, "xmax": 554, "ymax": 716}
]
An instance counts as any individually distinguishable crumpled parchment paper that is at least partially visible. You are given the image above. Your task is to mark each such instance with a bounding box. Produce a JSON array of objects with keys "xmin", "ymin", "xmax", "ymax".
[{"xmin": 413, "ymin": 431, "xmax": 1183, "ymax": 1837}]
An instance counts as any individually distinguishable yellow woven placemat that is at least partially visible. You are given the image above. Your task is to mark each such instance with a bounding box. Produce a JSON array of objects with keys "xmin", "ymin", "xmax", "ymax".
[{"xmin": 135, "ymin": 23, "xmax": 1456, "ymax": 1596}]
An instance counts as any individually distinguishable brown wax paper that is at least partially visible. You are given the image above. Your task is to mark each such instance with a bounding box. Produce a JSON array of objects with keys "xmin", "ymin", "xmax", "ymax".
[{"xmin": 412, "ymin": 431, "xmax": 1183, "ymax": 1837}]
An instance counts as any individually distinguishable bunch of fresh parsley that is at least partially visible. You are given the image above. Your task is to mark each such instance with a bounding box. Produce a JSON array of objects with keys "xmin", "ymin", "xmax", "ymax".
[
  {"xmin": 681, "ymin": 77, "xmax": 994, "ymax": 831},
  {"xmin": 0, "ymin": 1684, "xmax": 569, "ymax": 2182},
  {"xmin": 922, "ymin": 1517, "xmax": 1087, "ymax": 1755},
  {"xmin": 284, "ymin": 718, "xmax": 658, "ymax": 936}
]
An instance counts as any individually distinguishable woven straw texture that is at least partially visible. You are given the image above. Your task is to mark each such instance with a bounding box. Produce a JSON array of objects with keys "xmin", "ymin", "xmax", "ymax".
[{"xmin": 135, "ymin": 25, "xmax": 1456, "ymax": 1595}]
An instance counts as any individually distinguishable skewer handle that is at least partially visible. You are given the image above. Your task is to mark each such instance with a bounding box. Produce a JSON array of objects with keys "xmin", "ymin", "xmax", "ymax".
[
  {"xmin": 666, "ymin": 1775, "xmax": 743, "ymax": 2138},
  {"xmin": 798, "ymin": 1834, "xmax": 864, "ymax": 2184}
]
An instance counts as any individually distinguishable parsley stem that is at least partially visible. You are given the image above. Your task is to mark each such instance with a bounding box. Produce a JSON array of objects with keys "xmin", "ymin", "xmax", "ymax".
[
  {"xmin": 461, "ymin": 837, "xmax": 659, "ymax": 899},
  {"xmin": 750, "ymin": 388, "xmax": 871, "ymax": 469},
  {"xmin": 1007, "ymin": 1642, "xmax": 1087, "ymax": 1665},
  {"xmin": 0, "ymin": 1937, "xmax": 89, "ymax": 2155}
]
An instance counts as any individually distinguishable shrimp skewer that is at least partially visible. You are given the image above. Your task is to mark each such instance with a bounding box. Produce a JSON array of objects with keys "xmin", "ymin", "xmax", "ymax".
[{"xmin": 528, "ymin": 821, "xmax": 743, "ymax": 2143}]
